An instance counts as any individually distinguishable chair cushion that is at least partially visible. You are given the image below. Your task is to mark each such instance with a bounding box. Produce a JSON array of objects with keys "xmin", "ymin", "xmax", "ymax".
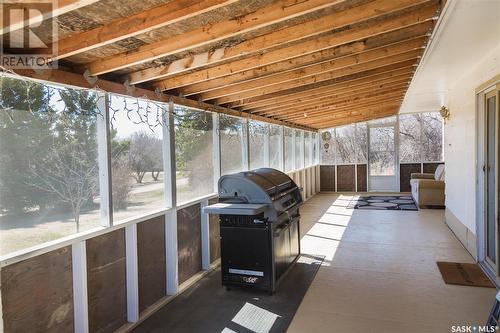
[{"xmin": 434, "ymin": 164, "xmax": 445, "ymax": 181}]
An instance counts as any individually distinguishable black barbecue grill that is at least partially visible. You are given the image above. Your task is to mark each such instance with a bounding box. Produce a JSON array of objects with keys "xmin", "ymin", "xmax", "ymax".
[{"xmin": 203, "ymin": 168, "xmax": 303, "ymax": 293}]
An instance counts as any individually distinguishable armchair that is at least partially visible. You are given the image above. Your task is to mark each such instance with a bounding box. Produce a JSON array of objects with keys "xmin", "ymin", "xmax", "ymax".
[{"xmin": 410, "ymin": 164, "xmax": 445, "ymax": 208}]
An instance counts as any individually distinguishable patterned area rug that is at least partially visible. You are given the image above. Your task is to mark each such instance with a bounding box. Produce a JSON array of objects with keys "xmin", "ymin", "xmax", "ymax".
[{"xmin": 348, "ymin": 195, "xmax": 418, "ymax": 211}]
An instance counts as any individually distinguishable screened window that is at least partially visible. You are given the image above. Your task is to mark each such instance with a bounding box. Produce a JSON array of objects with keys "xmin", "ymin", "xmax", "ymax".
[
  {"xmin": 174, "ymin": 106, "xmax": 214, "ymax": 204},
  {"xmin": 369, "ymin": 126, "xmax": 395, "ymax": 176},
  {"xmin": 109, "ymin": 95, "xmax": 165, "ymax": 222},
  {"xmin": 269, "ymin": 124, "xmax": 282, "ymax": 170},
  {"xmin": 295, "ymin": 130, "xmax": 303, "ymax": 169},
  {"xmin": 399, "ymin": 114, "xmax": 421, "ymax": 163},
  {"xmin": 249, "ymin": 120, "xmax": 268, "ymax": 170},
  {"xmin": 312, "ymin": 132, "xmax": 318, "ymax": 165},
  {"xmin": 284, "ymin": 128, "xmax": 294, "ymax": 171},
  {"xmin": 355, "ymin": 123, "xmax": 368, "ymax": 163},
  {"xmin": 334, "ymin": 125, "xmax": 356, "ymax": 164},
  {"xmin": 320, "ymin": 130, "xmax": 335, "ymax": 164},
  {"xmin": 422, "ymin": 112, "xmax": 443, "ymax": 162},
  {"xmin": 220, "ymin": 114, "xmax": 245, "ymax": 175},
  {"xmin": 304, "ymin": 132, "xmax": 311, "ymax": 167},
  {"xmin": 0, "ymin": 77, "xmax": 102, "ymax": 255}
]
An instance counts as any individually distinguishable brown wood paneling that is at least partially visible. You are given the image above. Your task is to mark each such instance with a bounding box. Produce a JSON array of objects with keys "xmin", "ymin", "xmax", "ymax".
[
  {"xmin": 356, "ymin": 164, "xmax": 367, "ymax": 192},
  {"xmin": 337, "ymin": 165, "xmax": 355, "ymax": 192},
  {"xmin": 137, "ymin": 215, "xmax": 166, "ymax": 313},
  {"xmin": 177, "ymin": 203, "xmax": 202, "ymax": 284},
  {"xmin": 87, "ymin": 229, "xmax": 127, "ymax": 333},
  {"xmin": 320, "ymin": 165, "xmax": 335, "ymax": 191},
  {"xmin": 208, "ymin": 197, "xmax": 220, "ymax": 263},
  {"xmin": 400, "ymin": 163, "xmax": 421, "ymax": 192},
  {"xmin": 1, "ymin": 247, "xmax": 74, "ymax": 333},
  {"xmin": 423, "ymin": 162, "xmax": 444, "ymax": 174}
]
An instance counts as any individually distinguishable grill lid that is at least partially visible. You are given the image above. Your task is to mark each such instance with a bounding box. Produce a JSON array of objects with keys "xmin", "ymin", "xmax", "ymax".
[{"xmin": 218, "ymin": 168, "xmax": 298, "ymax": 203}]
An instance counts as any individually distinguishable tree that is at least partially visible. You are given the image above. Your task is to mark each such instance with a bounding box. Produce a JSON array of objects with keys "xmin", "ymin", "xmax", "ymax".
[
  {"xmin": 28, "ymin": 142, "xmax": 98, "ymax": 232},
  {"xmin": 128, "ymin": 131, "xmax": 163, "ymax": 183},
  {"xmin": 0, "ymin": 77, "xmax": 56, "ymax": 213},
  {"xmin": 1, "ymin": 76, "xmax": 102, "ymax": 233}
]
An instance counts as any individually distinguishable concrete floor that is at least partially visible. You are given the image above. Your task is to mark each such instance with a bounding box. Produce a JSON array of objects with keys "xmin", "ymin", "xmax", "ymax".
[{"xmin": 288, "ymin": 193, "xmax": 497, "ymax": 333}]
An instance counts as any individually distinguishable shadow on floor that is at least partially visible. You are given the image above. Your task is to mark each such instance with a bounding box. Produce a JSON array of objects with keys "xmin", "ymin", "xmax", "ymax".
[{"xmin": 132, "ymin": 255, "xmax": 324, "ymax": 333}]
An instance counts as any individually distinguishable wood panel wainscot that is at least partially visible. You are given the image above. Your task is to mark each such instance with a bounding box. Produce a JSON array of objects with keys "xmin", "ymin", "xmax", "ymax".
[
  {"xmin": 1, "ymin": 246, "xmax": 74, "ymax": 333},
  {"xmin": 320, "ymin": 165, "xmax": 335, "ymax": 191},
  {"xmin": 137, "ymin": 215, "xmax": 167, "ymax": 313},
  {"xmin": 337, "ymin": 165, "xmax": 355, "ymax": 192},
  {"xmin": 400, "ymin": 163, "xmax": 421, "ymax": 192},
  {"xmin": 356, "ymin": 164, "xmax": 367, "ymax": 192},
  {"xmin": 177, "ymin": 203, "xmax": 202, "ymax": 284},
  {"xmin": 86, "ymin": 229, "xmax": 127, "ymax": 333}
]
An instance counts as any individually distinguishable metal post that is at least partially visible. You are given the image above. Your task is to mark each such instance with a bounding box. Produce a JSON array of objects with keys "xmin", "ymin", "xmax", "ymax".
[
  {"xmin": 212, "ymin": 113, "xmax": 221, "ymax": 192},
  {"xmin": 125, "ymin": 224, "xmax": 139, "ymax": 322},
  {"xmin": 280, "ymin": 126, "xmax": 285, "ymax": 171},
  {"xmin": 200, "ymin": 199, "xmax": 210, "ymax": 270},
  {"xmin": 72, "ymin": 241, "xmax": 89, "ymax": 333},
  {"xmin": 242, "ymin": 118, "xmax": 249, "ymax": 170},
  {"xmin": 163, "ymin": 100, "xmax": 178, "ymax": 295},
  {"xmin": 96, "ymin": 92, "xmax": 113, "ymax": 227},
  {"xmin": 264, "ymin": 123, "xmax": 270, "ymax": 167}
]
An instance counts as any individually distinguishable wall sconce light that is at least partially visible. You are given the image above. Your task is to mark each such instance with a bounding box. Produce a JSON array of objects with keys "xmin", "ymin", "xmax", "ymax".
[{"xmin": 440, "ymin": 106, "xmax": 450, "ymax": 123}]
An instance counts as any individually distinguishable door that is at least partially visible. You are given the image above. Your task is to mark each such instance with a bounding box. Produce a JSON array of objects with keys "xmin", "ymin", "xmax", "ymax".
[
  {"xmin": 484, "ymin": 89, "xmax": 498, "ymax": 270},
  {"xmin": 368, "ymin": 120, "xmax": 399, "ymax": 191}
]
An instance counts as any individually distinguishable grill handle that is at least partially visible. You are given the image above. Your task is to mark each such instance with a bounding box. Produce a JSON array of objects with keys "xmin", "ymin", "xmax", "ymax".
[{"xmin": 273, "ymin": 214, "xmax": 299, "ymax": 237}]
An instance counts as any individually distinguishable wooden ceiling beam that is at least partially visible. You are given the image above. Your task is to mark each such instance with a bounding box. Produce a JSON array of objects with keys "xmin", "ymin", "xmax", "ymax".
[
  {"xmin": 178, "ymin": 34, "xmax": 427, "ymax": 96},
  {"xmin": 11, "ymin": 67, "xmax": 314, "ymax": 131},
  {"xmin": 276, "ymin": 94, "xmax": 405, "ymax": 121},
  {"xmin": 280, "ymin": 92, "xmax": 406, "ymax": 121},
  {"xmin": 296, "ymin": 104, "xmax": 401, "ymax": 127},
  {"xmin": 304, "ymin": 107, "xmax": 400, "ymax": 128},
  {"xmin": 313, "ymin": 110, "xmax": 400, "ymax": 128},
  {"xmin": 194, "ymin": 38, "xmax": 424, "ymax": 100},
  {"xmin": 153, "ymin": 2, "xmax": 437, "ymax": 90},
  {"xmin": 249, "ymin": 76, "xmax": 411, "ymax": 114},
  {"xmin": 87, "ymin": 0, "xmax": 347, "ymax": 76},
  {"xmin": 1, "ymin": 0, "xmax": 99, "ymax": 35},
  {"xmin": 256, "ymin": 83, "xmax": 409, "ymax": 116},
  {"xmin": 211, "ymin": 52, "xmax": 421, "ymax": 104},
  {"xmin": 235, "ymin": 68, "xmax": 414, "ymax": 109},
  {"xmin": 54, "ymin": 0, "xmax": 237, "ymax": 60}
]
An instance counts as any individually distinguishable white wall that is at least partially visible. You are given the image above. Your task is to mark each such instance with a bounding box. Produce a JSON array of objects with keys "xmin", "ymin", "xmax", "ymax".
[
  {"xmin": 400, "ymin": 0, "xmax": 500, "ymax": 235},
  {"xmin": 445, "ymin": 44, "xmax": 500, "ymax": 232}
]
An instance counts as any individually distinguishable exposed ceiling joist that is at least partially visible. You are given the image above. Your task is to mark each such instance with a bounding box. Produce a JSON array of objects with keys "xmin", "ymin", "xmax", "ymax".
[
  {"xmin": 281, "ymin": 91, "xmax": 407, "ymax": 120},
  {"xmin": 233, "ymin": 68, "xmax": 415, "ymax": 109},
  {"xmin": 212, "ymin": 52, "xmax": 421, "ymax": 104},
  {"xmin": 1, "ymin": 0, "xmax": 99, "ymax": 35},
  {"xmin": 301, "ymin": 104, "xmax": 401, "ymax": 127},
  {"xmin": 87, "ymin": 0, "xmax": 346, "ymax": 75},
  {"xmin": 178, "ymin": 33, "xmax": 428, "ymax": 96},
  {"xmin": 249, "ymin": 76, "xmax": 412, "ymax": 113},
  {"xmin": 257, "ymin": 83, "xmax": 409, "ymax": 116},
  {"xmin": 131, "ymin": 0, "xmax": 429, "ymax": 85},
  {"xmin": 193, "ymin": 37, "xmax": 424, "ymax": 100},
  {"xmin": 153, "ymin": 2, "xmax": 437, "ymax": 91},
  {"xmin": 54, "ymin": 0, "xmax": 238, "ymax": 60}
]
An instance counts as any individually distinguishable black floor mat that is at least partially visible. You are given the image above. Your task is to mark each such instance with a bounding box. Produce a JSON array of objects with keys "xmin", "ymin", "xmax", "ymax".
[
  {"xmin": 132, "ymin": 254, "xmax": 324, "ymax": 333},
  {"xmin": 347, "ymin": 195, "xmax": 418, "ymax": 211}
]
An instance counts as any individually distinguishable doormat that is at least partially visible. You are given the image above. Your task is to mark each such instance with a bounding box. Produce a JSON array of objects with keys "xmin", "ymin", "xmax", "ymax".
[
  {"xmin": 436, "ymin": 261, "xmax": 495, "ymax": 288},
  {"xmin": 132, "ymin": 254, "xmax": 325, "ymax": 333},
  {"xmin": 347, "ymin": 195, "xmax": 418, "ymax": 211}
]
